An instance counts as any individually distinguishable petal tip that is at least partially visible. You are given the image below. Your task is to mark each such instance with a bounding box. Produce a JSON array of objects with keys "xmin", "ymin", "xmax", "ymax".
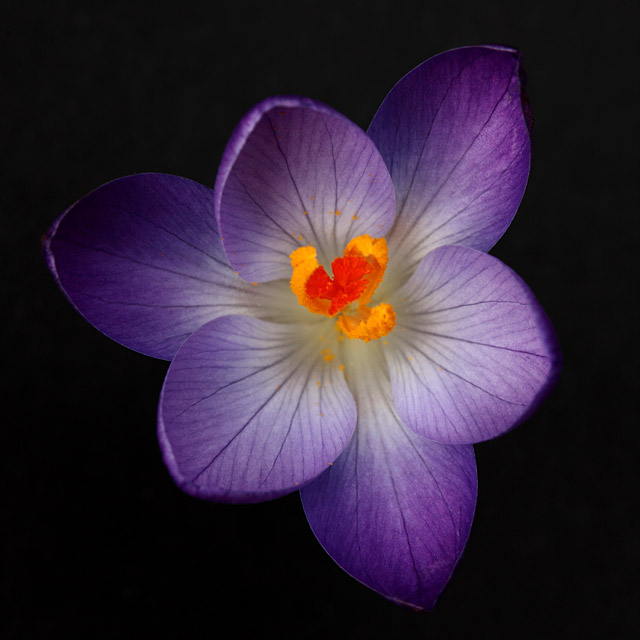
[
  {"xmin": 473, "ymin": 44, "xmax": 533, "ymax": 141},
  {"xmin": 522, "ymin": 297, "xmax": 563, "ymax": 418},
  {"xmin": 41, "ymin": 204, "xmax": 70, "ymax": 288},
  {"xmin": 158, "ymin": 398, "xmax": 291, "ymax": 504},
  {"xmin": 42, "ymin": 173, "xmax": 232, "ymax": 361},
  {"xmin": 213, "ymin": 94, "xmax": 343, "ymax": 234}
]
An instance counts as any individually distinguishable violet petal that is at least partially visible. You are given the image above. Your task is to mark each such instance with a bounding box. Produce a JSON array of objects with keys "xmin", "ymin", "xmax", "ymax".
[
  {"xmin": 368, "ymin": 45, "xmax": 531, "ymax": 282},
  {"xmin": 301, "ymin": 347, "xmax": 476, "ymax": 610},
  {"xmin": 215, "ymin": 96, "xmax": 396, "ymax": 282},
  {"xmin": 44, "ymin": 173, "xmax": 268, "ymax": 360},
  {"xmin": 386, "ymin": 245, "xmax": 561, "ymax": 444},
  {"xmin": 158, "ymin": 315, "xmax": 356, "ymax": 503}
]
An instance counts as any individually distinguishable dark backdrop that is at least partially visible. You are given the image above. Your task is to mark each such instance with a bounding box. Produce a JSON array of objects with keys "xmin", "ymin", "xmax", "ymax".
[{"xmin": 3, "ymin": 0, "xmax": 638, "ymax": 637}]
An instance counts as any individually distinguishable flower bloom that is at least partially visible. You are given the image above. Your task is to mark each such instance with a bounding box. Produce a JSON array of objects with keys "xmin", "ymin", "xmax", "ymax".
[{"xmin": 44, "ymin": 46, "xmax": 560, "ymax": 610}]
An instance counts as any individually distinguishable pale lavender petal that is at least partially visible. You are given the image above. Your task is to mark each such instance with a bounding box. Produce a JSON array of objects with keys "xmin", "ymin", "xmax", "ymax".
[
  {"xmin": 44, "ymin": 173, "xmax": 271, "ymax": 360},
  {"xmin": 301, "ymin": 342, "xmax": 476, "ymax": 611},
  {"xmin": 215, "ymin": 96, "xmax": 396, "ymax": 282},
  {"xmin": 158, "ymin": 315, "xmax": 355, "ymax": 503},
  {"xmin": 386, "ymin": 245, "xmax": 561, "ymax": 444},
  {"xmin": 368, "ymin": 46, "xmax": 531, "ymax": 281}
]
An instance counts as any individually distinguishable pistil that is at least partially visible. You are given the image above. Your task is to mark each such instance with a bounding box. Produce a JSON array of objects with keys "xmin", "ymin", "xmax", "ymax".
[{"xmin": 289, "ymin": 234, "xmax": 396, "ymax": 342}]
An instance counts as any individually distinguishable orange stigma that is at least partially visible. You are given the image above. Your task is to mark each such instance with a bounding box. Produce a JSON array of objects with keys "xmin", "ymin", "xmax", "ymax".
[{"xmin": 289, "ymin": 235, "xmax": 395, "ymax": 342}]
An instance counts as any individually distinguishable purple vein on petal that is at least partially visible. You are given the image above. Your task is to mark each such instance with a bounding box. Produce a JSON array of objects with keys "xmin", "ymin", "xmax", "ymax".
[
  {"xmin": 368, "ymin": 46, "xmax": 531, "ymax": 277},
  {"xmin": 386, "ymin": 244, "xmax": 560, "ymax": 444},
  {"xmin": 158, "ymin": 315, "xmax": 356, "ymax": 503}
]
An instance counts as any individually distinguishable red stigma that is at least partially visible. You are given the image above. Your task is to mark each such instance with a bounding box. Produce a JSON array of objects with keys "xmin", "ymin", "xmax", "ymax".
[{"xmin": 305, "ymin": 256, "xmax": 373, "ymax": 315}]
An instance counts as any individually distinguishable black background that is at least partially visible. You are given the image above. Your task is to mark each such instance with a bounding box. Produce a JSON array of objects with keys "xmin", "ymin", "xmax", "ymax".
[{"xmin": 3, "ymin": 0, "xmax": 638, "ymax": 637}]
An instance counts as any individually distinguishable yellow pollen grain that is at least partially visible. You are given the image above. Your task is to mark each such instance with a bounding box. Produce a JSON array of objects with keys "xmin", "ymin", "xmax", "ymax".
[
  {"xmin": 328, "ymin": 462, "xmax": 333, "ymax": 466},
  {"xmin": 339, "ymin": 364, "xmax": 345, "ymax": 371},
  {"xmin": 252, "ymin": 282, "xmax": 258, "ymax": 286},
  {"xmin": 335, "ymin": 209, "xmax": 341, "ymax": 216},
  {"xmin": 303, "ymin": 210, "xmax": 308, "ymax": 215},
  {"xmin": 316, "ymin": 380, "xmax": 322, "ymax": 387},
  {"xmin": 321, "ymin": 348, "xmax": 335, "ymax": 362},
  {"xmin": 298, "ymin": 235, "xmax": 303, "ymax": 241},
  {"xmin": 319, "ymin": 412, "xmax": 323, "ymax": 417},
  {"xmin": 352, "ymin": 214, "xmax": 358, "ymax": 220}
]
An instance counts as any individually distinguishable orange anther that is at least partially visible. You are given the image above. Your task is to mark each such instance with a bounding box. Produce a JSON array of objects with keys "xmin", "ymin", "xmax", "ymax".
[{"xmin": 289, "ymin": 235, "xmax": 395, "ymax": 341}]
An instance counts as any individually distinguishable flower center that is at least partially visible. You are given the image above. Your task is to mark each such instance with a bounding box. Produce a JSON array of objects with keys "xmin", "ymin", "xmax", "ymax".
[{"xmin": 289, "ymin": 234, "xmax": 396, "ymax": 342}]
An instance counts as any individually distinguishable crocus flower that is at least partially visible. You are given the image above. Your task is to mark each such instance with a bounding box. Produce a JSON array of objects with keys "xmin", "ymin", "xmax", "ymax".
[{"xmin": 44, "ymin": 45, "xmax": 560, "ymax": 610}]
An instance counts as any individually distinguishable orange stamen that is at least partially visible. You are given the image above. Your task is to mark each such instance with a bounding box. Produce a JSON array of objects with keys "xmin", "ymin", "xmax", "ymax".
[{"xmin": 289, "ymin": 234, "xmax": 396, "ymax": 342}]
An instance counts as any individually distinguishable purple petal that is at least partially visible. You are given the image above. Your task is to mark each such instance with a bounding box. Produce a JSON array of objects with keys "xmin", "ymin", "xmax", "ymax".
[
  {"xmin": 301, "ymin": 344, "xmax": 476, "ymax": 610},
  {"xmin": 368, "ymin": 45, "xmax": 531, "ymax": 280},
  {"xmin": 215, "ymin": 96, "xmax": 396, "ymax": 282},
  {"xmin": 158, "ymin": 315, "xmax": 356, "ymax": 503},
  {"xmin": 44, "ymin": 173, "xmax": 272, "ymax": 360},
  {"xmin": 386, "ymin": 245, "xmax": 561, "ymax": 444}
]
